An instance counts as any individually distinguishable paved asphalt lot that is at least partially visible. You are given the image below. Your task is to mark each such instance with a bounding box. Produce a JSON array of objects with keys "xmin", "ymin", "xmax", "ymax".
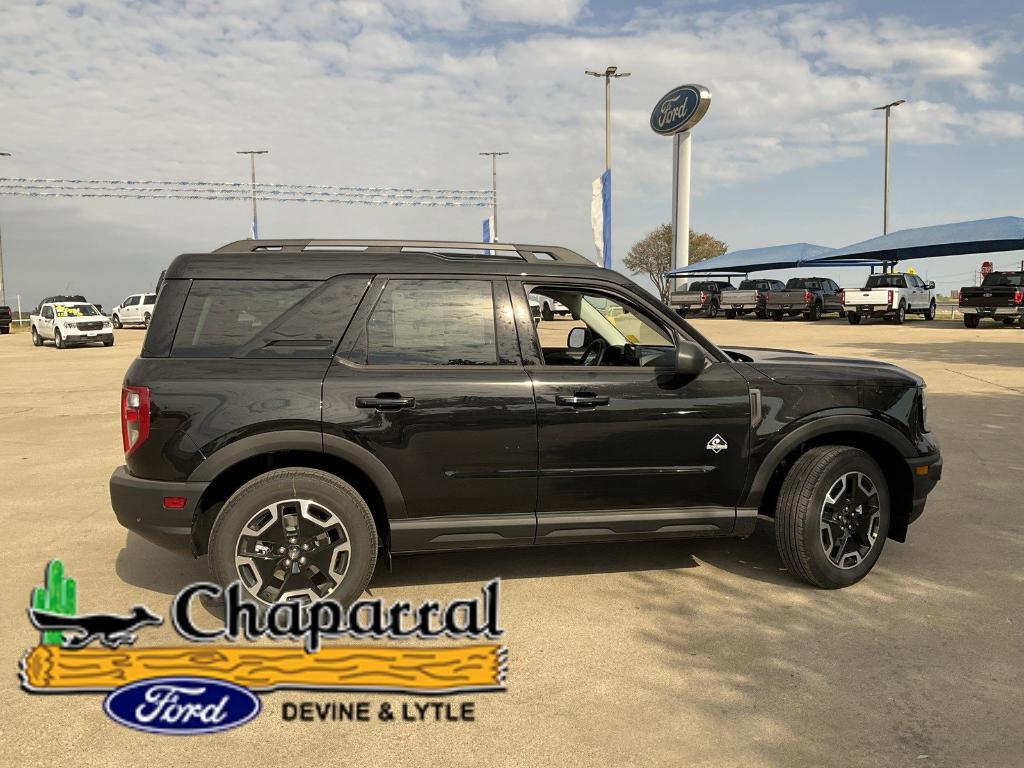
[{"xmin": 1, "ymin": 317, "xmax": 1021, "ymax": 767}]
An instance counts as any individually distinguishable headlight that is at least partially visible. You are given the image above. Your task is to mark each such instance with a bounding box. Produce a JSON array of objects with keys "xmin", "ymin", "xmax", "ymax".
[
  {"xmin": 103, "ymin": 321, "xmax": 112, "ymax": 328},
  {"xmin": 919, "ymin": 386, "xmax": 928, "ymax": 432}
]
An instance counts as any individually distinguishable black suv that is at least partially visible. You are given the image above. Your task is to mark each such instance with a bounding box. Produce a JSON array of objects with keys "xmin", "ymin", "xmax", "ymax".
[{"xmin": 110, "ymin": 239, "xmax": 941, "ymax": 602}]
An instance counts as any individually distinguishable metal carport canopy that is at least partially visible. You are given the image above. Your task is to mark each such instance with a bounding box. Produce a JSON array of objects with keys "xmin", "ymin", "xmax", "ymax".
[
  {"xmin": 666, "ymin": 242, "xmax": 850, "ymax": 276},
  {"xmin": 812, "ymin": 216, "xmax": 1024, "ymax": 264}
]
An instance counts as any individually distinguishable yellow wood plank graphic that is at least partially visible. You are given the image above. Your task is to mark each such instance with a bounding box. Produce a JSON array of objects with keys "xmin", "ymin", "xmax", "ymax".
[{"xmin": 22, "ymin": 644, "xmax": 506, "ymax": 693}]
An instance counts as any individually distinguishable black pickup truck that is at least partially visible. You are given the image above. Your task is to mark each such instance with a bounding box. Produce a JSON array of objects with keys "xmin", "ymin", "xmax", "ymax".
[
  {"xmin": 766, "ymin": 277, "xmax": 845, "ymax": 321},
  {"xmin": 0, "ymin": 305, "xmax": 11, "ymax": 334},
  {"xmin": 668, "ymin": 280, "xmax": 734, "ymax": 318},
  {"xmin": 110, "ymin": 238, "xmax": 941, "ymax": 604},
  {"xmin": 958, "ymin": 271, "xmax": 1024, "ymax": 328}
]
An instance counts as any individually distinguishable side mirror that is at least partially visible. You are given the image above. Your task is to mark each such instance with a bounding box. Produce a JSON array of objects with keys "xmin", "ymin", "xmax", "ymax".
[
  {"xmin": 567, "ymin": 327, "xmax": 587, "ymax": 351},
  {"xmin": 926, "ymin": 281, "xmax": 935, "ymax": 290},
  {"xmin": 675, "ymin": 340, "xmax": 706, "ymax": 378}
]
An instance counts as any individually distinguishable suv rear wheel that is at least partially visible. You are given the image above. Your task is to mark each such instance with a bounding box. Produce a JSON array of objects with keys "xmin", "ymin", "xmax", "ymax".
[
  {"xmin": 209, "ymin": 468, "xmax": 378, "ymax": 606},
  {"xmin": 774, "ymin": 446, "xmax": 890, "ymax": 588}
]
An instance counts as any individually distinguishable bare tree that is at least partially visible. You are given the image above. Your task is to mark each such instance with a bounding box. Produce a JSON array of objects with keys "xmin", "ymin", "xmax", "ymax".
[{"xmin": 624, "ymin": 225, "xmax": 728, "ymax": 301}]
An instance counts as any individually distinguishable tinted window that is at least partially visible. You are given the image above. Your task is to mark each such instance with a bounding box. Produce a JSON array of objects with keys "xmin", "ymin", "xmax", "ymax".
[
  {"xmin": 366, "ymin": 279, "xmax": 497, "ymax": 366},
  {"xmin": 144, "ymin": 294, "xmax": 157, "ymax": 304},
  {"xmin": 981, "ymin": 272, "xmax": 1024, "ymax": 287},
  {"xmin": 172, "ymin": 280, "xmax": 320, "ymax": 357},
  {"xmin": 865, "ymin": 274, "xmax": 907, "ymax": 288}
]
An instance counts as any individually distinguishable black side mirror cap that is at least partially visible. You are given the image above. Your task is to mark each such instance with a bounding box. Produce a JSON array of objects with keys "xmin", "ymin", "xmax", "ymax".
[
  {"xmin": 926, "ymin": 281, "xmax": 935, "ymax": 290},
  {"xmin": 675, "ymin": 339, "xmax": 706, "ymax": 378}
]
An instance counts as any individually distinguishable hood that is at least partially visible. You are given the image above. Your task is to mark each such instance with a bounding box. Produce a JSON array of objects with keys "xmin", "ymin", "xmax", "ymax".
[{"xmin": 723, "ymin": 346, "xmax": 923, "ymax": 387}]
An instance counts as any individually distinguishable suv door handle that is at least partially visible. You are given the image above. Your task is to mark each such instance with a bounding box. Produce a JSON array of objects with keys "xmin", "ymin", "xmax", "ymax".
[
  {"xmin": 556, "ymin": 393, "xmax": 610, "ymax": 408},
  {"xmin": 356, "ymin": 394, "xmax": 416, "ymax": 410}
]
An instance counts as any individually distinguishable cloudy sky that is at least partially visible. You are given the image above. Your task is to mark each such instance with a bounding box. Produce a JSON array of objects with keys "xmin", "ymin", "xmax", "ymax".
[{"xmin": 1, "ymin": 0, "xmax": 1022, "ymax": 308}]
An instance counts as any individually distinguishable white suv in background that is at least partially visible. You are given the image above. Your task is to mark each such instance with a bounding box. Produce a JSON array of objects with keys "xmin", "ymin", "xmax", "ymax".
[{"xmin": 112, "ymin": 292, "xmax": 157, "ymax": 328}]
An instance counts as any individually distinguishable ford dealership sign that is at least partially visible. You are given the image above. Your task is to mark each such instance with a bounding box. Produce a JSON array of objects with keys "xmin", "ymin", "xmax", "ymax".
[{"xmin": 650, "ymin": 84, "xmax": 711, "ymax": 135}]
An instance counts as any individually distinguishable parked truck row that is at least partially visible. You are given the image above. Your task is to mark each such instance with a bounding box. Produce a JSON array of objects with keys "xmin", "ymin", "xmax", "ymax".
[{"xmin": 668, "ymin": 270, "xmax": 1023, "ymax": 328}]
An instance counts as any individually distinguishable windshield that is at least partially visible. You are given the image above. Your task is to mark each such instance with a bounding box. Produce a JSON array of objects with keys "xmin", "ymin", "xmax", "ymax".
[
  {"xmin": 981, "ymin": 272, "xmax": 1024, "ymax": 287},
  {"xmin": 53, "ymin": 303, "xmax": 100, "ymax": 317},
  {"xmin": 865, "ymin": 274, "xmax": 907, "ymax": 288}
]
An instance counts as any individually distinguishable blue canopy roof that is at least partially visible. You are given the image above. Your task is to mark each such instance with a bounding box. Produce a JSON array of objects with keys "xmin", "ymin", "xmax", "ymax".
[
  {"xmin": 665, "ymin": 242, "xmax": 838, "ymax": 276},
  {"xmin": 815, "ymin": 216, "xmax": 1024, "ymax": 263}
]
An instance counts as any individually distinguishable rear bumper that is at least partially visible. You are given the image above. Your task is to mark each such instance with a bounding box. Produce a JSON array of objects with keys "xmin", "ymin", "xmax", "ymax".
[
  {"xmin": 907, "ymin": 451, "xmax": 943, "ymax": 524},
  {"xmin": 959, "ymin": 306, "xmax": 1022, "ymax": 316},
  {"xmin": 109, "ymin": 466, "xmax": 208, "ymax": 554}
]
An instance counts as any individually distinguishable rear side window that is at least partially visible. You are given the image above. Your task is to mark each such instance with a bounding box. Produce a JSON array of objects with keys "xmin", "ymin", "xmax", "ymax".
[
  {"xmin": 171, "ymin": 278, "xmax": 368, "ymax": 358},
  {"xmin": 364, "ymin": 279, "xmax": 498, "ymax": 366},
  {"xmin": 144, "ymin": 294, "xmax": 157, "ymax": 304}
]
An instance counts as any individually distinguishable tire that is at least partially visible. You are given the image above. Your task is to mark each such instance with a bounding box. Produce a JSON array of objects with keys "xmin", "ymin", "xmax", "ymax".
[
  {"xmin": 838, "ymin": 309, "xmax": 847, "ymax": 319},
  {"xmin": 771, "ymin": 310, "xmax": 784, "ymax": 321},
  {"xmin": 847, "ymin": 312, "xmax": 861, "ymax": 325},
  {"xmin": 31, "ymin": 326, "xmax": 42, "ymax": 346},
  {"xmin": 809, "ymin": 303, "xmax": 822, "ymax": 321},
  {"xmin": 143, "ymin": 312, "xmax": 151, "ymax": 329},
  {"xmin": 54, "ymin": 329, "xmax": 64, "ymax": 349},
  {"xmin": 725, "ymin": 309, "xmax": 737, "ymax": 319},
  {"xmin": 209, "ymin": 468, "xmax": 378, "ymax": 607},
  {"xmin": 893, "ymin": 303, "xmax": 906, "ymax": 325},
  {"xmin": 112, "ymin": 314, "xmax": 122, "ymax": 329},
  {"xmin": 963, "ymin": 314, "xmax": 980, "ymax": 328},
  {"xmin": 1002, "ymin": 317, "xmax": 1016, "ymax": 326},
  {"xmin": 755, "ymin": 309, "xmax": 766, "ymax": 319},
  {"xmin": 0, "ymin": 326, "xmax": 8, "ymax": 335},
  {"xmin": 704, "ymin": 301, "xmax": 719, "ymax": 319},
  {"xmin": 775, "ymin": 446, "xmax": 890, "ymax": 589},
  {"xmin": 541, "ymin": 303, "xmax": 554, "ymax": 322},
  {"xmin": 924, "ymin": 301, "xmax": 936, "ymax": 321},
  {"xmin": 103, "ymin": 339, "xmax": 114, "ymax": 347}
]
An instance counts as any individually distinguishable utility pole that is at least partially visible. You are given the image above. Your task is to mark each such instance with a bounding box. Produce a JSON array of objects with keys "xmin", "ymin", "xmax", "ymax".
[
  {"xmin": 0, "ymin": 152, "xmax": 10, "ymax": 306},
  {"xmin": 872, "ymin": 100, "xmax": 905, "ymax": 237},
  {"xmin": 479, "ymin": 151, "xmax": 508, "ymax": 241},
  {"xmin": 236, "ymin": 149, "xmax": 268, "ymax": 239}
]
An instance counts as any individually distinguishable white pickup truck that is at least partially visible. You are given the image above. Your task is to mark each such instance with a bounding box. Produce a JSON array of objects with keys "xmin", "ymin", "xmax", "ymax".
[
  {"xmin": 111, "ymin": 292, "xmax": 157, "ymax": 328},
  {"xmin": 30, "ymin": 301, "xmax": 114, "ymax": 348},
  {"xmin": 842, "ymin": 272, "xmax": 936, "ymax": 325}
]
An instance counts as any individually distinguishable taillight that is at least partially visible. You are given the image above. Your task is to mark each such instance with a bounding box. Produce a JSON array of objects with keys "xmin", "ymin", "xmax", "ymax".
[
  {"xmin": 121, "ymin": 385, "xmax": 151, "ymax": 456},
  {"xmin": 888, "ymin": 289, "xmax": 894, "ymax": 307},
  {"xmin": 840, "ymin": 289, "xmax": 846, "ymax": 304},
  {"xmin": 958, "ymin": 292, "xmax": 966, "ymax": 306},
  {"xmin": 1014, "ymin": 289, "xmax": 1023, "ymax": 305},
  {"xmin": 699, "ymin": 291, "xmax": 707, "ymax": 304},
  {"xmin": 753, "ymin": 290, "xmax": 760, "ymax": 300},
  {"xmin": 803, "ymin": 290, "xmax": 812, "ymax": 303}
]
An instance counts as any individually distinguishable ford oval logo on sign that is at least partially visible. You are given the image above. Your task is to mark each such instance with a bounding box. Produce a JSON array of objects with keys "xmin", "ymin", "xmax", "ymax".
[
  {"xmin": 650, "ymin": 84, "xmax": 711, "ymax": 135},
  {"xmin": 103, "ymin": 676, "xmax": 260, "ymax": 735}
]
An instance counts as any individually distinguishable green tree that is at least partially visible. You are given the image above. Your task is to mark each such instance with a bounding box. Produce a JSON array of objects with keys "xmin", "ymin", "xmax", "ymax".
[{"xmin": 624, "ymin": 225, "xmax": 728, "ymax": 301}]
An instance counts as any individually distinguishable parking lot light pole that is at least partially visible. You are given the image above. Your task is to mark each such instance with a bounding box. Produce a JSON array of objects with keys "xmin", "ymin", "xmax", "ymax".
[
  {"xmin": 236, "ymin": 149, "xmax": 268, "ymax": 239},
  {"xmin": 872, "ymin": 100, "xmax": 905, "ymax": 238},
  {"xmin": 0, "ymin": 152, "xmax": 10, "ymax": 306},
  {"xmin": 586, "ymin": 66, "xmax": 630, "ymax": 171},
  {"xmin": 479, "ymin": 151, "xmax": 508, "ymax": 241}
]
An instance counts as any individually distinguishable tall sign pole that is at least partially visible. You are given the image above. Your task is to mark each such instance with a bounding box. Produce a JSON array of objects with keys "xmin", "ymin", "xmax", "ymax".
[
  {"xmin": 650, "ymin": 85, "xmax": 711, "ymax": 286},
  {"xmin": 479, "ymin": 151, "xmax": 508, "ymax": 241},
  {"xmin": 586, "ymin": 67, "xmax": 630, "ymax": 268},
  {"xmin": 236, "ymin": 149, "xmax": 268, "ymax": 239}
]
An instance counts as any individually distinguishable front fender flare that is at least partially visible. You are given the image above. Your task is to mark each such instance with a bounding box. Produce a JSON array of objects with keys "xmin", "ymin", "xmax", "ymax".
[{"xmin": 742, "ymin": 414, "xmax": 916, "ymax": 508}]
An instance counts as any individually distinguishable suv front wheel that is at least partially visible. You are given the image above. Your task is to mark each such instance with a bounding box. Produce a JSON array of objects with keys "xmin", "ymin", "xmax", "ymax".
[
  {"xmin": 209, "ymin": 468, "xmax": 378, "ymax": 606},
  {"xmin": 774, "ymin": 446, "xmax": 890, "ymax": 588}
]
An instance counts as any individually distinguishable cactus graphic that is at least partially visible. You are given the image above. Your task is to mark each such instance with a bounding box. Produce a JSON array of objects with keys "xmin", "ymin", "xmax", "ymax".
[{"xmin": 31, "ymin": 560, "xmax": 77, "ymax": 645}]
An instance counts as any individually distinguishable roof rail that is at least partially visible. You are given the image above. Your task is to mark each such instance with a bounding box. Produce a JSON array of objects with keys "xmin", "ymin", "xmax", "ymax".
[{"xmin": 213, "ymin": 239, "xmax": 594, "ymax": 265}]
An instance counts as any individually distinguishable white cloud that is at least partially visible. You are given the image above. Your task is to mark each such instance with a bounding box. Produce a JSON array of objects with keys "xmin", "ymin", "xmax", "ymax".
[{"xmin": 0, "ymin": 1, "xmax": 1018, "ymax": 306}]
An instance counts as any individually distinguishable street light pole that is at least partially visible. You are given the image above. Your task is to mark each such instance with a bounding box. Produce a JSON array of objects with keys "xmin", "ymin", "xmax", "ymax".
[
  {"xmin": 585, "ymin": 66, "xmax": 630, "ymax": 172},
  {"xmin": 0, "ymin": 152, "xmax": 10, "ymax": 307},
  {"xmin": 872, "ymin": 100, "xmax": 905, "ymax": 236},
  {"xmin": 478, "ymin": 151, "xmax": 508, "ymax": 241},
  {"xmin": 236, "ymin": 149, "xmax": 268, "ymax": 239}
]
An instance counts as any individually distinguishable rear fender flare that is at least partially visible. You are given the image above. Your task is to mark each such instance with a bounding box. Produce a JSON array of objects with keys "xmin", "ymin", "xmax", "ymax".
[{"xmin": 188, "ymin": 429, "xmax": 407, "ymax": 519}]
